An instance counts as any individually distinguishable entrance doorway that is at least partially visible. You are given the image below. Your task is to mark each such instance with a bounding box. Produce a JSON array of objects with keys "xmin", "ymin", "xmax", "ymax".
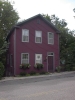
[{"xmin": 47, "ymin": 52, "xmax": 54, "ymax": 72}]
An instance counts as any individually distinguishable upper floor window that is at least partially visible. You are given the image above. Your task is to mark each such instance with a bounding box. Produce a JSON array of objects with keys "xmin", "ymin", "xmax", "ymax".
[
  {"xmin": 22, "ymin": 29, "xmax": 29, "ymax": 42},
  {"xmin": 35, "ymin": 31, "xmax": 42, "ymax": 43},
  {"xmin": 48, "ymin": 32, "xmax": 54, "ymax": 44},
  {"xmin": 21, "ymin": 53, "xmax": 29, "ymax": 64}
]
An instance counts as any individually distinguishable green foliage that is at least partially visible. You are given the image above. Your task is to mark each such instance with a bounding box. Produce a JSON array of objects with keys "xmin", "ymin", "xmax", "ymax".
[
  {"xmin": 65, "ymin": 65, "xmax": 71, "ymax": 71},
  {"xmin": 0, "ymin": 0, "xmax": 19, "ymax": 63},
  {"xmin": 42, "ymin": 14, "xmax": 51, "ymax": 22},
  {"xmin": 56, "ymin": 66, "xmax": 61, "ymax": 72},
  {"xmin": 20, "ymin": 64, "xmax": 30, "ymax": 69},
  {"xmin": 73, "ymin": 8, "xmax": 75, "ymax": 13},
  {"xmin": 20, "ymin": 72, "xmax": 27, "ymax": 76},
  {"xmin": 34, "ymin": 64, "xmax": 44, "ymax": 70},
  {"xmin": 0, "ymin": 62, "xmax": 5, "ymax": 79},
  {"xmin": 40, "ymin": 71, "xmax": 46, "ymax": 75},
  {"xmin": 43, "ymin": 14, "xmax": 75, "ymax": 70},
  {"xmin": 0, "ymin": 41, "xmax": 8, "ymax": 55},
  {"xmin": 0, "ymin": 0, "xmax": 19, "ymax": 37},
  {"xmin": 72, "ymin": 67, "xmax": 75, "ymax": 71},
  {"xmin": 30, "ymin": 71, "xmax": 36, "ymax": 75}
]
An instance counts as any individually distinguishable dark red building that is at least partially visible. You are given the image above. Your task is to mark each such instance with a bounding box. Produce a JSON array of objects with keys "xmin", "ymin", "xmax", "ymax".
[{"xmin": 6, "ymin": 14, "xmax": 60, "ymax": 76}]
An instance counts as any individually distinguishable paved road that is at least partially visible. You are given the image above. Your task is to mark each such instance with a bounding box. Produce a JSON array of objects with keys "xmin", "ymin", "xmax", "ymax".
[{"xmin": 0, "ymin": 74, "xmax": 75, "ymax": 100}]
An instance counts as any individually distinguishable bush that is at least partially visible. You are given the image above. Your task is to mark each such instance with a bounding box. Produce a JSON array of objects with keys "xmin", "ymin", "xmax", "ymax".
[
  {"xmin": 20, "ymin": 63, "xmax": 30, "ymax": 69},
  {"xmin": 56, "ymin": 66, "xmax": 61, "ymax": 72},
  {"xmin": 72, "ymin": 67, "xmax": 75, "ymax": 71},
  {"xmin": 30, "ymin": 71, "xmax": 36, "ymax": 75},
  {"xmin": 20, "ymin": 72, "xmax": 27, "ymax": 76},
  {"xmin": 40, "ymin": 71, "xmax": 46, "ymax": 75},
  {"xmin": 34, "ymin": 64, "xmax": 44, "ymax": 70},
  {"xmin": 0, "ymin": 62, "xmax": 5, "ymax": 79},
  {"xmin": 65, "ymin": 65, "xmax": 71, "ymax": 71}
]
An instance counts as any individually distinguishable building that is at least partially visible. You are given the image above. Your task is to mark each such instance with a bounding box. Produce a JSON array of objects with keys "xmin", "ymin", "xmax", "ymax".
[{"xmin": 6, "ymin": 14, "xmax": 60, "ymax": 76}]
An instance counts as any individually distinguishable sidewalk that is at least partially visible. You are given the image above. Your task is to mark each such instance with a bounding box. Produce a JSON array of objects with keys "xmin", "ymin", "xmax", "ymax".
[{"xmin": 0, "ymin": 71, "xmax": 75, "ymax": 82}]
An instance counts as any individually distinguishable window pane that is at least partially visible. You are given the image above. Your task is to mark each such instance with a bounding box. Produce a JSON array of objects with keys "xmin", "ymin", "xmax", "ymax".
[
  {"xmin": 49, "ymin": 38, "xmax": 53, "ymax": 44},
  {"xmin": 23, "ymin": 30, "xmax": 29, "ymax": 36},
  {"xmin": 48, "ymin": 32, "xmax": 54, "ymax": 44},
  {"xmin": 21, "ymin": 53, "xmax": 29, "ymax": 64},
  {"xmin": 22, "ymin": 54, "xmax": 28, "ymax": 59},
  {"xmin": 36, "ymin": 60, "xmax": 42, "ymax": 64},
  {"xmin": 49, "ymin": 33, "xmax": 53, "ymax": 38},
  {"xmin": 23, "ymin": 36, "xmax": 28, "ymax": 41},
  {"xmin": 22, "ymin": 60, "xmax": 28, "ymax": 64},
  {"xmin": 36, "ymin": 37, "xmax": 41, "ymax": 42},
  {"xmin": 22, "ymin": 29, "xmax": 29, "ymax": 42},
  {"xmin": 36, "ymin": 54, "xmax": 42, "ymax": 64},
  {"xmin": 36, "ymin": 32, "xmax": 41, "ymax": 37},
  {"xmin": 35, "ymin": 31, "xmax": 42, "ymax": 43}
]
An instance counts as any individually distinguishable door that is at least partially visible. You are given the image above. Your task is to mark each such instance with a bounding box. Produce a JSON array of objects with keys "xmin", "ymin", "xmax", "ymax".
[{"xmin": 48, "ymin": 53, "xmax": 54, "ymax": 72}]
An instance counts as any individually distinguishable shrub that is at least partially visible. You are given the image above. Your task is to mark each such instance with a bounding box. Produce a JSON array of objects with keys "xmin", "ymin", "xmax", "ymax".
[
  {"xmin": 34, "ymin": 64, "xmax": 44, "ymax": 70},
  {"xmin": 20, "ymin": 64, "xmax": 31, "ymax": 69},
  {"xmin": 56, "ymin": 66, "xmax": 61, "ymax": 72},
  {"xmin": 30, "ymin": 71, "xmax": 36, "ymax": 75},
  {"xmin": 65, "ymin": 65, "xmax": 71, "ymax": 71},
  {"xmin": 40, "ymin": 71, "xmax": 46, "ymax": 75},
  {"xmin": 0, "ymin": 62, "xmax": 5, "ymax": 79},
  {"xmin": 20, "ymin": 72, "xmax": 27, "ymax": 76},
  {"xmin": 72, "ymin": 67, "xmax": 75, "ymax": 71}
]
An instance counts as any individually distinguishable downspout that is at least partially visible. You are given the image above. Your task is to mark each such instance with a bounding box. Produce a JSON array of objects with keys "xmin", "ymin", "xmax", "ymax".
[
  {"xmin": 14, "ymin": 28, "xmax": 16, "ymax": 76},
  {"xmin": 57, "ymin": 32, "xmax": 60, "ymax": 66},
  {"xmin": 14, "ymin": 26, "xmax": 20, "ymax": 76}
]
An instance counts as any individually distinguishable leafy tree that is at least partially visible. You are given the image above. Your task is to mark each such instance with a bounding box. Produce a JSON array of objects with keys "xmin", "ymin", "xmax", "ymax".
[
  {"xmin": 42, "ymin": 14, "xmax": 51, "ymax": 22},
  {"xmin": 73, "ymin": 8, "xmax": 75, "ymax": 13},
  {"xmin": 0, "ymin": 62, "xmax": 5, "ymax": 79},
  {"xmin": 0, "ymin": 0, "xmax": 19, "ymax": 37},
  {"xmin": 0, "ymin": 0, "xmax": 19, "ymax": 64},
  {"xmin": 43, "ymin": 14, "xmax": 75, "ymax": 70}
]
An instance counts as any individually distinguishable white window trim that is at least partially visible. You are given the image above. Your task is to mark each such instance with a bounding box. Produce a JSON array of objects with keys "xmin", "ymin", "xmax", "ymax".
[
  {"xmin": 21, "ymin": 53, "xmax": 29, "ymax": 64},
  {"xmin": 47, "ymin": 52, "xmax": 54, "ymax": 56},
  {"xmin": 22, "ymin": 29, "xmax": 29, "ymax": 42},
  {"xmin": 48, "ymin": 32, "xmax": 54, "ymax": 44},
  {"xmin": 35, "ymin": 31, "xmax": 42, "ymax": 43},
  {"xmin": 35, "ymin": 54, "xmax": 42, "ymax": 64}
]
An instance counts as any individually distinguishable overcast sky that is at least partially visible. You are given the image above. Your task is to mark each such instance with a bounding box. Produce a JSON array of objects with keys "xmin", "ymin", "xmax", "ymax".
[{"xmin": 9, "ymin": 0, "xmax": 75, "ymax": 30}]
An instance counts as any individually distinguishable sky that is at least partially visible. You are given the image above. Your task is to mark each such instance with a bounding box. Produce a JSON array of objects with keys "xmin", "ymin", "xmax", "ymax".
[{"xmin": 9, "ymin": 0, "xmax": 75, "ymax": 30}]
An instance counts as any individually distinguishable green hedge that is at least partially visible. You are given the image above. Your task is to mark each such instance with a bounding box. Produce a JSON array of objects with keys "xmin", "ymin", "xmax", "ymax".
[{"xmin": 0, "ymin": 62, "xmax": 5, "ymax": 79}]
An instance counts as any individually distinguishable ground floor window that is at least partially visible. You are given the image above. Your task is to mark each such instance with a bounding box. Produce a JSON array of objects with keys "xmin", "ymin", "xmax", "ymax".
[
  {"xmin": 35, "ymin": 54, "xmax": 42, "ymax": 64},
  {"xmin": 21, "ymin": 53, "xmax": 29, "ymax": 64}
]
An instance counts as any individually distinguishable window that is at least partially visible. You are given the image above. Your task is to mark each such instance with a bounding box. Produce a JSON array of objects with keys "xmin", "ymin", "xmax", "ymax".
[
  {"xmin": 35, "ymin": 31, "xmax": 42, "ymax": 43},
  {"xmin": 22, "ymin": 29, "xmax": 29, "ymax": 42},
  {"xmin": 21, "ymin": 53, "xmax": 29, "ymax": 64},
  {"xmin": 35, "ymin": 54, "xmax": 42, "ymax": 64},
  {"xmin": 48, "ymin": 52, "xmax": 54, "ymax": 56},
  {"xmin": 48, "ymin": 32, "xmax": 54, "ymax": 44}
]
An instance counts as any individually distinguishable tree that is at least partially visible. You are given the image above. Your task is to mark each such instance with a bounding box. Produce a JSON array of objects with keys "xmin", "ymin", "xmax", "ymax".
[
  {"xmin": 0, "ymin": 62, "xmax": 5, "ymax": 79},
  {"xmin": 43, "ymin": 14, "xmax": 75, "ymax": 70},
  {"xmin": 0, "ymin": 0, "xmax": 19, "ymax": 64},
  {"xmin": 73, "ymin": 8, "xmax": 75, "ymax": 13},
  {"xmin": 42, "ymin": 14, "xmax": 51, "ymax": 22},
  {"xmin": 0, "ymin": 0, "xmax": 19, "ymax": 37}
]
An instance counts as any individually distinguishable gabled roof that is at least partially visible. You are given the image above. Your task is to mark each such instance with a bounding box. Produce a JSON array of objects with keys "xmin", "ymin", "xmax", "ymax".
[{"xmin": 6, "ymin": 14, "xmax": 60, "ymax": 40}]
